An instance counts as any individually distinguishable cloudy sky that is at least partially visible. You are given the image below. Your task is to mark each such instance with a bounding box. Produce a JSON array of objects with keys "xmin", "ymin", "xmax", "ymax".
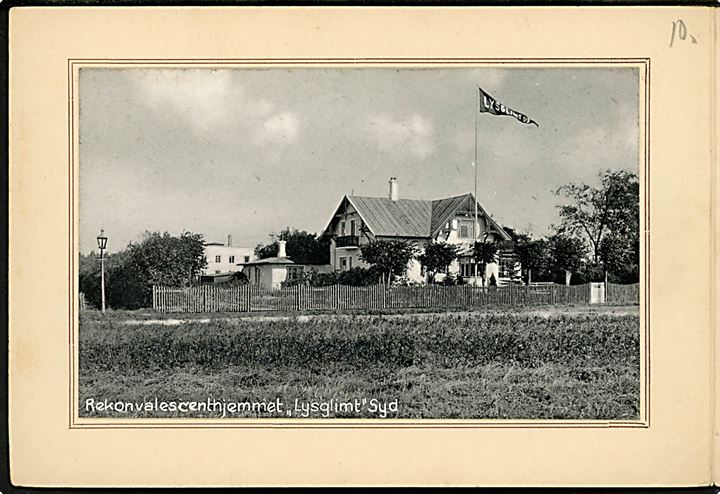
[{"xmin": 79, "ymin": 66, "xmax": 639, "ymax": 254}]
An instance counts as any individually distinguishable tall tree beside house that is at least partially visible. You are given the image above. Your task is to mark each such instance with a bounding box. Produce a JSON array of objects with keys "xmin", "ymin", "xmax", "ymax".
[
  {"xmin": 359, "ymin": 240, "xmax": 418, "ymax": 285},
  {"xmin": 255, "ymin": 228, "xmax": 330, "ymax": 264},
  {"xmin": 417, "ymin": 242, "xmax": 461, "ymax": 283},
  {"xmin": 548, "ymin": 233, "xmax": 587, "ymax": 286},
  {"xmin": 555, "ymin": 169, "xmax": 639, "ymax": 282},
  {"xmin": 472, "ymin": 240, "xmax": 499, "ymax": 287}
]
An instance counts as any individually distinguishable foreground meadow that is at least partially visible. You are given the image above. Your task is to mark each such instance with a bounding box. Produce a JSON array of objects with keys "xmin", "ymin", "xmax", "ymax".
[{"xmin": 79, "ymin": 306, "xmax": 640, "ymax": 420}]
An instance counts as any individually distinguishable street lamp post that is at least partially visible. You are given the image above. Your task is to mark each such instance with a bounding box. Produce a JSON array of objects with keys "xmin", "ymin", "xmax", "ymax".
[{"xmin": 96, "ymin": 229, "xmax": 108, "ymax": 312}]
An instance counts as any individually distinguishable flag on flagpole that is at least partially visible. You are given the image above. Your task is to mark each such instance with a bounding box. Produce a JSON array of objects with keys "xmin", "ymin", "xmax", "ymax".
[{"xmin": 478, "ymin": 87, "xmax": 539, "ymax": 126}]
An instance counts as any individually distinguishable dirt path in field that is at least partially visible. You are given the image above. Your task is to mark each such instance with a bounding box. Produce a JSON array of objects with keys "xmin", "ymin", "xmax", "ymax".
[{"xmin": 120, "ymin": 305, "xmax": 639, "ymax": 326}]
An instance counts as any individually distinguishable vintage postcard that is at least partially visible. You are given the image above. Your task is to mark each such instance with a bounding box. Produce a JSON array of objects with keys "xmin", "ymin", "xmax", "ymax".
[
  {"xmin": 8, "ymin": 6, "xmax": 718, "ymax": 487},
  {"xmin": 74, "ymin": 62, "xmax": 645, "ymax": 425}
]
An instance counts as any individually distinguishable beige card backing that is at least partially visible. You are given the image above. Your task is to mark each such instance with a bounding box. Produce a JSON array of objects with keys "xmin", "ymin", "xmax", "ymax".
[{"xmin": 8, "ymin": 7, "xmax": 717, "ymax": 487}]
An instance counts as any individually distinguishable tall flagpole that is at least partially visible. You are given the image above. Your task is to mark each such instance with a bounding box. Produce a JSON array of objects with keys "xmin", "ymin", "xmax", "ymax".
[{"xmin": 473, "ymin": 88, "xmax": 479, "ymax": 286}]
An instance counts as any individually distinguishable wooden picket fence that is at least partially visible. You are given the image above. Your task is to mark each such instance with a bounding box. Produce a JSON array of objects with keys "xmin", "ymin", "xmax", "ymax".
[
  {"xmin": 606, "ymin": 282, "xmax": 640, "ymax": 305},
  {"xmin": 152, "ymin": 282, "xmax": 639, "ymax": 314}
]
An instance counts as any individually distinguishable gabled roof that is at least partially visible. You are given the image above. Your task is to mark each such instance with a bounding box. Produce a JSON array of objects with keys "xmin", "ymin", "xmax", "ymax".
[
  {"xmin": 430, "ymin": 194, "xmax": 470, "ymax": 236},
  {"xmin": 325, "ymin": 192, "xmax": 511, "ymax": 241},
  {"xmin": 346, "ymin": 196, "xmax": 431, "ymax": 238}
]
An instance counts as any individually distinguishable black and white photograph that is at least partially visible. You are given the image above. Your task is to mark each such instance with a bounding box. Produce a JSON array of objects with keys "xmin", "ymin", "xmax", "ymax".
[{"xmin": 77, "ymin": 64, "xmax": 643, "ymax": 421}]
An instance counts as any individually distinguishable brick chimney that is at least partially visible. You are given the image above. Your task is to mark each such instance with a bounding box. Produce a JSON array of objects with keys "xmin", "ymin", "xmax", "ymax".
[
  {"xmin": 277, "ymin": 240, "xmax": 287, "ymax": 258},
  {"xmin": 227, "ymin": 234, "xmax": 232, "ymax": 246},
  {"xmin": 389, "ymin": 177, "xmax": 398, "ymax": 201}
]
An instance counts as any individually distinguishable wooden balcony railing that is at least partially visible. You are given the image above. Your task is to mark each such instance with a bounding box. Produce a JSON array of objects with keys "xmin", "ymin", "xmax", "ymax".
[{"xmin": 335, "ymin": 235, "xmax": 360, "ymax": 248}]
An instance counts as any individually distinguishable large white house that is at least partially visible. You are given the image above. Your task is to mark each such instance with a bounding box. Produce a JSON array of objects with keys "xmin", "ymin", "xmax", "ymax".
[
  {"xmin": 202, "ymin": 234, "xmax": 255, "ymax": 275},
  {"xmin": 322, "ymin": 178, "xmax": 520, "ymax": 285}
]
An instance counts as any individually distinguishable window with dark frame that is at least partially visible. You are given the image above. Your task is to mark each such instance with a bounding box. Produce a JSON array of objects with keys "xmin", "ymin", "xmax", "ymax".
[
  {"xmin": 287, "ymin": 266, "xmax": 304, "ymax": 281},
  {"xmin": 458, "ymin": 219, "xmax": 474, "ymax": 239},
  {"xmin": 460, "ymin": 257, "xmax": 475, "ymax": 278}
]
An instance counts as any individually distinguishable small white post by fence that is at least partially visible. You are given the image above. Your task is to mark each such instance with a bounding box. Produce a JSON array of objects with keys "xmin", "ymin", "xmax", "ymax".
[{"xmin": 589, "ymin": 282, "xmax": 606, "ymax": 304}]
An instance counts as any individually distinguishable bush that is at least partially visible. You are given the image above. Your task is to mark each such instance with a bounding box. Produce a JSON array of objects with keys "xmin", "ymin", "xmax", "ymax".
[
  {"xmin": 227, "ymin": 271, "xmax": 249, "ymax": 285},
  {"xmin": 393, "ymin": 276, "xmax": 424, "ymax": 287},
  {"xmin": 439, "ymin": 273, "xmax": 465, "ymax": 286},
  {"xmin": 79, "ymin": 231, "xmax": 206, "ymax": 310},
  {"xmin": 283, "ymin": 267, "xmax": 382, "ymax": 287}
]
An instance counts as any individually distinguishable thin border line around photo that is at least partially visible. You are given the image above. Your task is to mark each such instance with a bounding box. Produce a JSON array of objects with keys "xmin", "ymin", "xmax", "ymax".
[{"xmin": 67, "ymin": 57, "xmax": 651, "ymax": 430}]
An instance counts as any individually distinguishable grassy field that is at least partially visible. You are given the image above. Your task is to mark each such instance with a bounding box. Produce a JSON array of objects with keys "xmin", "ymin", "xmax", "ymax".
[{"xmin": 79, "ymin": 306, "xmax": 640, "ymax": 420}]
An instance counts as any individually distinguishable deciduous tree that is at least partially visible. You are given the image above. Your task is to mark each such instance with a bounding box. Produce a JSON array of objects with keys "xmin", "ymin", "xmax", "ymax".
[
  {"xmin": 555, "ymin": 170, "xmax": 639, "ymax": 265},
  {"xmin": 548, "ymin": 233, "xmax": 586, "ymax": 285},
  {"xmin": 512, "ymin": 235, "xmax": 551, "ymax": 285},
  {"xmin": 360, "ymin": 240, "xmax": 417, "ymax": 285},
  {"xmin": 472, "ymin": 240, "xmax": 499, "ymax": 287},
  {"xmin": 79, "ymin": 231, "xmax": 206, "ymax": 310},
  {"xmin": 599, "ymin": 233, "xmax": 640, "ymax": 284},
  {"xmin": 255, "ymin": 228, "xmax": 330, "ymax": 264},
  {"xmin": 417, "ymin": 242, "xmax": 460, "ymax": 283}
]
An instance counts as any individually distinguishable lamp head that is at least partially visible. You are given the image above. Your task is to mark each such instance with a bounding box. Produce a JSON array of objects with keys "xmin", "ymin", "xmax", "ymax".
[{"xmin": 96, "ymin": 229, "xmax": 108, "ymax": 250}]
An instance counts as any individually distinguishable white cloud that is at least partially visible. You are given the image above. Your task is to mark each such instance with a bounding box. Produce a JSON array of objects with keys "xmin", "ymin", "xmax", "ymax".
[
  {"xmin": 254, "ymin": 112, "xmax": 300, "ymax": 145},
  {"xmin": 130, "ymin": 69, "xmax": 302, "ymax": 147},
  {"xmin": 131, "ymin": 69, "xmax": 237, "ymax": 131},
  {"xmin": 367, "ymin": 113, "xmax": 434, "ymax": 159}
]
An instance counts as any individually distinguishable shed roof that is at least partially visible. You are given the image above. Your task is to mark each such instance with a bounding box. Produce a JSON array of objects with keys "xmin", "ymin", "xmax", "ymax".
[{"xmin": 241, "ymin": 256, "xmax": 295, "ymax": 266}]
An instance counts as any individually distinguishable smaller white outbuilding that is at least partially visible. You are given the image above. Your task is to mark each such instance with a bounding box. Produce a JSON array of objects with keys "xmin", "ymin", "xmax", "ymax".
[{"xmin": 241, "ymin": 240, "xmax": 325, "ymax": 290}]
